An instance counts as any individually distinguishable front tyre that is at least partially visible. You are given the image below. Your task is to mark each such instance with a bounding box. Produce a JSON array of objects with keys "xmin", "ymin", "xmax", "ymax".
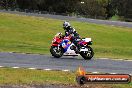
[
  {"xmin": 50, "ymin": 46, "xmax": 63, "ymax": 58},
  {"xmin": 80, "ymin": 46, "xmax": 94, "ymax": 60}
]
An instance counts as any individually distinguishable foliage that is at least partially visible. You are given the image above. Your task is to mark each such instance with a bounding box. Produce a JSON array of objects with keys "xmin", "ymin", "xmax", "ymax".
[
  {"xmin": 0, "ymin": 0, "xmax": 131, "ymax": 20},
  {"xmin": 0, "ymin": 0, "xmax": 16, "ymax": 9}
]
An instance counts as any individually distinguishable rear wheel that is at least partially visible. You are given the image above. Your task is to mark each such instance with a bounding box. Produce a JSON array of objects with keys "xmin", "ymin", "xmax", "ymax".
[
  {"xmin": 50, "ymin": 46, "xmax": 63, "ymax": 58},
  {"xmin": 80, "ymin": 46, "xmax": 94, "ymax": 60}
]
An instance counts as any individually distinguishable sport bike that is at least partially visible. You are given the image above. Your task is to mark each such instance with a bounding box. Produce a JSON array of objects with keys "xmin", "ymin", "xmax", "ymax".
[{"xmin": 50, "ymin": 33, "xmax": 94, "ymax": 60}]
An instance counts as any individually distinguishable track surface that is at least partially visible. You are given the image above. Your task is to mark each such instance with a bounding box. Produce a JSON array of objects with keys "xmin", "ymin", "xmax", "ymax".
[
  {"xmin": 0, "ymin": 52, "xmax": 132, "ymax": 74},
  {"xmin": 0, "ymin": 10, "xmax": 132, "ymax": 28}
]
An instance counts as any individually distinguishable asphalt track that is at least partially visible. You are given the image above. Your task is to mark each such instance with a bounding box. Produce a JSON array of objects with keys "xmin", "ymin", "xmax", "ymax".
[
  {"xmin": 0, "ymin": 10, "xmax": 132, "ymax": 28},
  {"xmin": 0, "ymin": 52, "xmax": 132, "ymax": 74}
]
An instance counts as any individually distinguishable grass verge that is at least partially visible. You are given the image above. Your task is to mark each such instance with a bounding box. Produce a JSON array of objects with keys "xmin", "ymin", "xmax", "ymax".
[
  {"xmin": 0, "ymin": 68, "xmax": 75, "ymax": 85},
  {"xmin": 0, "ymin": 12, "xmax": 132, "ymax": 59},
  {"xmin": 0, "ymin": 68, "xmax": 132, "ymax": 88}
]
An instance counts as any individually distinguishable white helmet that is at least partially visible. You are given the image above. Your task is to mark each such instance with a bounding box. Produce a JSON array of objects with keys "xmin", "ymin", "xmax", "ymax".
[{"xmin": 63, "ymin": 21, "xmax": 70, "ymax": 29}]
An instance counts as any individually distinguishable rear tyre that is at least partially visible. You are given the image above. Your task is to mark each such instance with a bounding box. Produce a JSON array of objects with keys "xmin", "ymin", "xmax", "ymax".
[
  {"xmin": 80, "ymin": 46, "xmax": 94, "ymax": 60},
  {"xmin": 50, "ymin": 46, "xmax": 63, "ymax": 58}
]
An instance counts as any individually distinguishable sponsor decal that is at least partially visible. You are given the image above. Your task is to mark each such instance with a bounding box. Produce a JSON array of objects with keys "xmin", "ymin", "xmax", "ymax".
[{"xmin": 76, "ymin": 66, "xmax": 131, "ymax": 85}]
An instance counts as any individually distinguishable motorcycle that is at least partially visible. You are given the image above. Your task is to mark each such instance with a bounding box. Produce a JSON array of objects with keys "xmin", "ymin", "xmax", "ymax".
[{"xmin": 50, "ymin": 33, "xmax": 94, "ymax": 60}]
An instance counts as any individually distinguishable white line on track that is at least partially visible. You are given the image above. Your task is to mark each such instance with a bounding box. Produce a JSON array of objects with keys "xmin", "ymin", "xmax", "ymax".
[
  {"xmin": 12, "ymin": 67, "xmax": 20, "ymax": 68},
  {"xmin": 110, "ymin": 73, "xmax": 117, "ymax": 74},
  {"xmin": 62, "ymin": 70, "xmax": 70, "ymax": 72},
  {"xmin": 44, "ymin": 69, "xmax": 52, "ymax": 71},
  {"xmin": 92, "ymin": 72, "xmax": 99, "ymax": 74},
  {"xmin": 0, "ymin": 66, "xmax": 4, "ymax": 68},
  {"xmin": 99, "ymin": 58, "xmax": 132, "ymax": 62},
  {"xmin": 112, "ymin": 59, "xmax": 124, "ymax": 61},
  {"xmin": 0, "ymin": 65, "xmax": 132, "ymax": 75},
  {"xmin": 28, "ymin": 68, "xmax": 36, "ymax": 70},
  {"xmin": 99, "ymin": 58, "xmax": 109, "ymax": 59},
  {"xmin": 129, "ymin": 74, "xmax": 132, "ymax": 76}
]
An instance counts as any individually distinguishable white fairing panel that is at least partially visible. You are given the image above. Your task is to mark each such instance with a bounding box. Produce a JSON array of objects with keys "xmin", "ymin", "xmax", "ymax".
[
  {"xmin": 84, "ymin": 38, "xmax": 91, "ymax": 42},
  {"xmin": 63, "ymin": 43, "xmax": 78, "ymax": 56},
  {"xmin": 80, "ymin": 48, "xmax": 88, "ymax": 51}
]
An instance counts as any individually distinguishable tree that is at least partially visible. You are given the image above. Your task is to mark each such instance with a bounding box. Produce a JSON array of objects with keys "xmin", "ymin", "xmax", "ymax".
[
  {"xmin": 0, "ymin": 0, "xmax": 16, "ymax": 10},
  {"xmin": 76, "ymin": 0, "xmax": 108, "ymax": 19}
]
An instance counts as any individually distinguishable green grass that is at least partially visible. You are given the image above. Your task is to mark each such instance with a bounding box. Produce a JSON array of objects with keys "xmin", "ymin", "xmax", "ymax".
[
  {"xmin": 0, "ymin": 12, "xmax": 132, "ymax": 59},
  {"xmin": 0, "ymin": 68, "xmax": 75, "ymax": 85},
  {"xmin": 0, "ymin": 68, "xmax": 131, "ymax": 88},
  {"xmin": 109, "ymin": 15, "xmax": 125, "ymax": 21},
  {"xmin": 109, "ymin": 15, "xmax": 120, "ymax": 21}
]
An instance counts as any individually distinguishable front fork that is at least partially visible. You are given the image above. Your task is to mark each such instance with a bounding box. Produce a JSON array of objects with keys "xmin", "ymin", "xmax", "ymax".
[{"xmin": 57, "ymin": 45, "xmax": 60, "ymax": 51}]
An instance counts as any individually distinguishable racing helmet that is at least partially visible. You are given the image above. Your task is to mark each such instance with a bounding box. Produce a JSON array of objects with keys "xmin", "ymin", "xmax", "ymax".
[{"xmin": 63, "ymin": 21, "xmax": 70, "ymax": 29}]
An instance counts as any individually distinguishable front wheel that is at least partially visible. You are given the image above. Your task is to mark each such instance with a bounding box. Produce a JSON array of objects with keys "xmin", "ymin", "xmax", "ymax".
[
  {"xmin": 50, "ymin": 46, "xmax": 63, "ymax": 58},
  {"xmin": 80, "ymin": 46, "xmax": 94, "ymax": 60}
]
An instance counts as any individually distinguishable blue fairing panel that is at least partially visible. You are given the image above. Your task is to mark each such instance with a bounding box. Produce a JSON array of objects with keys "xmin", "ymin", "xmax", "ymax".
[{"xmin": 60, "ymin": 39, "xmax": 71, "ymax": 53}]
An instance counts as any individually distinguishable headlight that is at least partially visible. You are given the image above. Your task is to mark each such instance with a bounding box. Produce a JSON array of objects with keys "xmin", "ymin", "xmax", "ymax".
[{"xmin": 52, "ymin": 39, "xmax": 56, "ymax": 43}]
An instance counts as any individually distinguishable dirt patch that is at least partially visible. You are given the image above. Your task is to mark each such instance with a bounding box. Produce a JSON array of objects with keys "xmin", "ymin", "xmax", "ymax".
[{"xmin": 0, "ymin": 84, "xmax": 113, "ymax": 88}]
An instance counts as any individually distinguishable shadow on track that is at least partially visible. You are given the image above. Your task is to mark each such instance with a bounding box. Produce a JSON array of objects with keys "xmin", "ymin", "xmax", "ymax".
[{"xmin": 49, "ymin": 56, "xmax": 95, "ymax": 62}]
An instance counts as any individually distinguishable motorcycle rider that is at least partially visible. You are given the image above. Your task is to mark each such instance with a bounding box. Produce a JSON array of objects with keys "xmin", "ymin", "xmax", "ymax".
[{"xmin": 63, "ymin": 21, "xmax": 81, "ymax": 51}]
